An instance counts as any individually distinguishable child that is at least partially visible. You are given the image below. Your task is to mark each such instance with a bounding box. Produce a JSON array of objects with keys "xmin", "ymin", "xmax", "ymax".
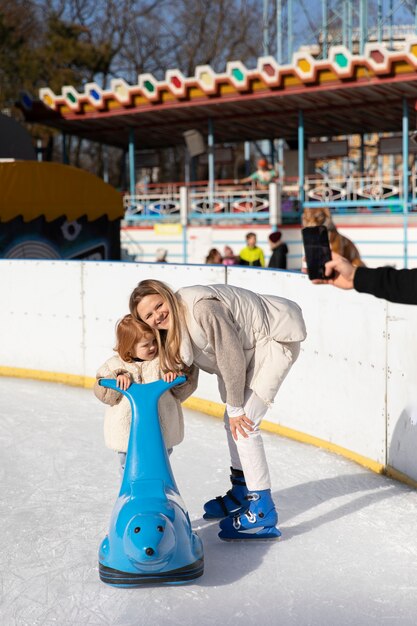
[{"xmin": 94, "ymin": 314, "xmax": 198, "ymax": 470}]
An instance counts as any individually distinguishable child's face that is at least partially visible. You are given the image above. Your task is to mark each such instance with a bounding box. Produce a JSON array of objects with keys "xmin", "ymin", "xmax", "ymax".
[
  {"xmin": 247, "ymin": 235, "xmax": 256, "ymax": 248},
  {"xmin": 134, "ymin": 333, "xmax": 158, "ymax": 360}
]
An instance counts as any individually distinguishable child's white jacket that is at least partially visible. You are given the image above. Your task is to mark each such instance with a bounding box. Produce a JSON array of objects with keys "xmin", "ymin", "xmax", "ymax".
[{"xmin": 94, "ymin": 355, "xmax": 198, "ymax": 452}]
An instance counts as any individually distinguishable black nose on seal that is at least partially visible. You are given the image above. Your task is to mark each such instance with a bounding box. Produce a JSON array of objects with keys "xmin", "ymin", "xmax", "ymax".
[{"xmin": 145, "ymin": 547, "xmax": 155, "ymax": 556}]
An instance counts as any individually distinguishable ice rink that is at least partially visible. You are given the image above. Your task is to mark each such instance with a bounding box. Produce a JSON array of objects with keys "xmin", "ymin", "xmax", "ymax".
[{"xmin": 1, "ymin": 377, "xmax": 417, "ymax": 626}]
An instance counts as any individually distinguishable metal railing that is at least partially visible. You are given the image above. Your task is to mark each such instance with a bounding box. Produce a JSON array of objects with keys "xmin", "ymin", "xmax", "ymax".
[{"xmin": 123, "ymin": 173, "xmax": 417, "ymax": 224}]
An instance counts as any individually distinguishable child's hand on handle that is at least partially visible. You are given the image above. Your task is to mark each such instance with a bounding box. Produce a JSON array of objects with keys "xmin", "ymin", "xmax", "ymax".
[
  {"xmin": 116, "ymin": 373, "xmax": 131, "ymax": 390},
  {"xmin": 312, "ymin": 252, "xmax": 357, "ymax": 289},
  {"xmin": 229, "ymin": 414, "xmax": 254, "ymax": 441},
  {"xmin": 163, "ymin": 371, "xmax": 178, "ymax": 383}
]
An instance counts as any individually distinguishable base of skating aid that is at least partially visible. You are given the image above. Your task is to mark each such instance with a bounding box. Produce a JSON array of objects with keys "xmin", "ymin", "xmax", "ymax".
[{"xmin": 99, "ymin": 558, "xmax": 204, "ymax": 586}]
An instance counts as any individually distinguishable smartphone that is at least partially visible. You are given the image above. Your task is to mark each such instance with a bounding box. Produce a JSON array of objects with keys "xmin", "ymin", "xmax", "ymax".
[{"xmin": 302, "ymin": 225, "xmax": 333, "ymax": 280}]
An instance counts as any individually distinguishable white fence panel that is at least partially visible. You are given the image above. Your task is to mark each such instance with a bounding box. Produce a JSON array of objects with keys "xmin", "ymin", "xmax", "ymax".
[
  {"xmin": 0, "ymin": 260, "xmax": 84, "ymax": 375},
  {"xmin": 386, "ymin": 303, "xmax": 417, "ymax": 481},
  {"xmin": 226, "ymin": 266, "xmax": 387, "ymax": 464}
]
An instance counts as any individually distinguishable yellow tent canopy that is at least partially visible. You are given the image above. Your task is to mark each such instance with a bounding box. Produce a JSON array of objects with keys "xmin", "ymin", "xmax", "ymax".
[{"xmin": 0, "ymin": 161, "xmax": 123, "ymax": 222}]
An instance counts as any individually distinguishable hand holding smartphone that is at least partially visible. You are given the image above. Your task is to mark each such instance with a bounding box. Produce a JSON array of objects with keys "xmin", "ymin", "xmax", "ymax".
[{"xmin": 302, "ymin": 225, "xmax": 334, "ymax": 280}]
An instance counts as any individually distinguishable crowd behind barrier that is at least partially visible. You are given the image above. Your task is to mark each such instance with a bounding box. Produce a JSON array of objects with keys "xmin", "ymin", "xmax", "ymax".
[{"xmin": 1, "ymin": 259, "xmax": 417, "ymax": 486}]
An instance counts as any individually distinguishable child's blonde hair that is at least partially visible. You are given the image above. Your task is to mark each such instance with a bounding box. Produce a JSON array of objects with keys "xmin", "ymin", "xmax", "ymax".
[
  {"xmin": 129, "ymin": 279, "xmax": 185, "ymax": 373},
  {"xmin": 114, "ymin": 314, "xmax": 156, "ymax": 363}
]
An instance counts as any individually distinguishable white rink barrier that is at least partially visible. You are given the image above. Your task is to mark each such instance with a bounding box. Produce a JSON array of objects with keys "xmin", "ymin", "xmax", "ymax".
[{"xmin": 1, "ymin": 259, "xmax": 417, "ymax": 486}]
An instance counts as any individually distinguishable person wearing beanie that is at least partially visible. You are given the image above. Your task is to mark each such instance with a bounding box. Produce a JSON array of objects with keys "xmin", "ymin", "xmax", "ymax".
[
  {"xmin": 268, "ymin": 230, "xmax": 288, "ymax": 269},
  {"xmin": 239, "ymin": 158, "xmax": 278, "ymax": 189}
]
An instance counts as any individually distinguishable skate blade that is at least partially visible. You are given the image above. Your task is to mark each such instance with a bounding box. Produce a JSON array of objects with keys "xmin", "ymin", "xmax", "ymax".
[
  {"xmin": 218, "ymin": 528, "xmax": 282, "ymax": 542},
  {"xmin": 218, "ymin": 534, "xmax": 281, "ymax": 542},
  {"xmin": 203, "ymin": 513, "xmax": 224, "ymax": 520}
]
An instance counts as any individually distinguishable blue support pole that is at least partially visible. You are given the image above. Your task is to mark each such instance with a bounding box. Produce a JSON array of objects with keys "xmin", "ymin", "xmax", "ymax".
[
  {"xmin": 287, "ymin": 0, "xmax": 293, "ymax": 63},
  {"xmin": 322, "ymin": 0, "xmax": 328, "ymax": 59},
  {"xmin": 359, "ymin": 0, "xmax": 367, "ymax": 55},
  {"xmin": 389, "ymin": 0, "xmax": 393, "ymax": 50},
  {"xmin": 298, "ymin": 110, "xmax": 305, "ymax": 207},
  {"xmin": 377, "ymin": 0, "xmax": 383, "ymax": 42},
  {"xmin": 208, "ymin": 118, "xmax": 215, "ymax": 211},
  {"xmin": 269, "ymin": 139, "xmax": 275, "ymax": 166},
  {"xmin": 244, "ymin": 141, "xmax": 251, "ymax": 176},
  {"xmin": 128, "ymin": 129, "xmax": 136, "ymax": 205},
  {"xmin": 263, "ymin": 0, "xmax": 269, "ymax": 55},
  {"xmin": 103, "ymin": 145, "xmax": 109, "ymax": 184},
  {"xmin": 62, "ymin": 133, "xmax": 69, "ymax": 164},
  {"xmin": 415, "ymin": 2, "xmax": 417, "ymax": 35},
  {"xmin": 402, "ymin": 98, "xmax": 409, "ymax": 268},
  {"xmin": 276, "ymin": 0, "xmax": 282, "ymax": 63},
  {"xmin": 360, "ymin": 133, "xmax": 365, "ymax": 174},
  {"xmin": 347, "ymin": 1, "xmax": 353, "ymax": 53},
  {"xmin": 342, "ymin": 1, "xmax": 348, "ymax": 48}
]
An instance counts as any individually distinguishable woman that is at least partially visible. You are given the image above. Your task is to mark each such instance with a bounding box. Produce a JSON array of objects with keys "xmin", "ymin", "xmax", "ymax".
[
  {"xmin": 268, "ymin": 231, "xmax": 288, "ymax": 270},
  {"xmin": 129, "ymin": 280, "xmax": 306, "ymax": 540}
]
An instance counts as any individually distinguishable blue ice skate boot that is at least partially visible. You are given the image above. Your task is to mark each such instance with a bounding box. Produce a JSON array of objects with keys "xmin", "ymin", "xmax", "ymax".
[
  {"xmin": 203, "ymin": 468, "xmax": 249, "ymax": 519},
  {"xmin": 218, "ymin": 489, "xmax": 281, "ymax": 540}
]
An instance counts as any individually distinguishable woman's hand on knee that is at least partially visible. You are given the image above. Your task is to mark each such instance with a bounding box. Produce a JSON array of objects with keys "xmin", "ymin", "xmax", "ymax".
[{"xmin": 229, "ymin": 414, "xmax": 254, "ymax": 441}]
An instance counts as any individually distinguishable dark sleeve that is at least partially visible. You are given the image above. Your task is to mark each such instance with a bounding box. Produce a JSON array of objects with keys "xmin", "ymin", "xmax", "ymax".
[
  {"xmin": 354, "ymin": 266, "xmax": 417, "ymax": 305},
  {"xmin": 276, "ymin": 245, "xmax": 288, "ymax": 269}
]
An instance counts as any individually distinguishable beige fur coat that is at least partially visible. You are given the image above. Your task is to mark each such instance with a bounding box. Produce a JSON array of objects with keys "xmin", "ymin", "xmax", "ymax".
[{"xmin": 94, "ymin": 355, "xmax": 198, "ymax": 452}]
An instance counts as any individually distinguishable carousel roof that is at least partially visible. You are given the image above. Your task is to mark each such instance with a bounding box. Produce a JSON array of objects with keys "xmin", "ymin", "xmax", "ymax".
[{"xmin": 19, "ymin": 42, "xmax": 417, "ymax": 149}]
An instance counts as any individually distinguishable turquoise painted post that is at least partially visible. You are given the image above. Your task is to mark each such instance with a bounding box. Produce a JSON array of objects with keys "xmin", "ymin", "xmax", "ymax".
[
  {"xmin": 359, "ymin": 0, "xmax": 367, "ymax": 55},
  {"xmin": 389, "ymin": 0, "xmax": 393, "ymax": 50},
  {"xmin": 298, "ymin": 110, "xmax": 305, "ymax": 208},
  {"xmin": 62, "ymin": 133, "xmax": 68, "ymax": 164},
  {"xmin": 377, "ymin": 0, "xmax": 383, "ymax": 42},
  {"xmin": 322, "ymin": 0, "xmax": 328, "ymax": 59},
  {"xmin": 276, "ymin": 0, "xmax": 282, "ymax": 63},
  {"xmin": 208, "ymin": 118, "xmax": 215, "ymax": 212},
  {"xmin": 287, "ymin": 0, "xmax": 293, "ymax": 62},
  {"xmin": 244, "ymin": 141, "xmax": 251, "ymax": 176},
  {"xmin": 402, "ymin": 98, "xmax": 409, "ymax": 268},
  {"xmin": 360, "ymin": 133, "xmax": 365, "ymax": 174},
  {"xmin": 347, "ymin": 1, "xmax": 353, "ymax": 53},
  {"xmin": 180, "ymin": 186, "xmax": 188, "ymax": 263},
  {"xmin": 128, "ymin": 129, "xmax": 136, "ymax": 209},
  {"xmin": 263, "ymin": 0, "xmax": 269, "ymax": 55},
  {"xmin": 103, "ymin": 145, "xmax": 109, "ymax": 184}
]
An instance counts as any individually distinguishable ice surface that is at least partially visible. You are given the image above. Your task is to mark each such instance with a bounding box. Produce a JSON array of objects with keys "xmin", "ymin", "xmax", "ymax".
[{"xmin": 1, "ymin": 377, "xmax": 417, "ymax": 626}]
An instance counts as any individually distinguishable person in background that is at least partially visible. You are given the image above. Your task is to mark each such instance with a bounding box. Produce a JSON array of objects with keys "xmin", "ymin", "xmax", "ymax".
[
  {"xmin": 205, "ymin": 248, "xmax": 223, "ymax": 264},
  {"xmin": 238, "ymin": 232, "xmax": 265, "ymax": 267},
  {"xmin": 222, "ymin": 245, "xmax": 237, "ymax": 266},
  {"xmin": 268, "ymin": 231, "xmax": 288, "ymax": 270},
  {"xmin": 240, "ymin": 159, "xmax": 278, "ymax": 190},
  {"xmin": 155, "ymin": 248, "xmax": 168, "ymax": 263},
  {"xmin": 313, "ymin": 252, "xmax": 417, "ymax": 305}
]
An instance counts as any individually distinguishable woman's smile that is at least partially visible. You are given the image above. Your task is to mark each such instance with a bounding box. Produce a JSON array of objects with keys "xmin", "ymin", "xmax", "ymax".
[{"xmin": 136, "ymin": 294, "xmax": 170, "ymax": 330}]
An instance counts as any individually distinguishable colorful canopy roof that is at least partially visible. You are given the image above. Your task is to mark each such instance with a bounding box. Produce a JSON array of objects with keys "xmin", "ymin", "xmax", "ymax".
[
  {"xmin": 0, "ymin": 162, "xmax": 123, "ymax": 222},
  {"xmin": 20, "ymin": 43, "xmax": 417, "ymax": 148}
]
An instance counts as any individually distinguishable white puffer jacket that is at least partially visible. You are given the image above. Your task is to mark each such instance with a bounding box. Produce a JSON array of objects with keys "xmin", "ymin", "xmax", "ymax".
[
  {"xmin": 177, "ymin": 284, "xmax": 306, "ymax": 406},
  {"xmin": 94, "ymin": 355, "xmax": 198, "ymax": 452}
]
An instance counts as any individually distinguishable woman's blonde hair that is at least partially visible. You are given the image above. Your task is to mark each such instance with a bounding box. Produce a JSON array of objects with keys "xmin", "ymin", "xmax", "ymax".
[
  {"xmin": 114, "ymin": 314, "xmax": 155, "ymax": 363},
  {"xmin": 129, "ymin": 279, "xmax": 184, "ymax": 373}
]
